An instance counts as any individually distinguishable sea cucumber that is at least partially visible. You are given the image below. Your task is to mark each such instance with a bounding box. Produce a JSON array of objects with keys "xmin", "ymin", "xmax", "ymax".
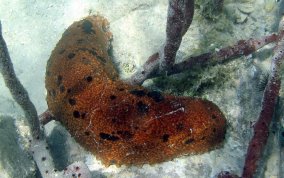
[{"xmin": 45, "ymin": 15, "xmax": 227, "ymax": 166}]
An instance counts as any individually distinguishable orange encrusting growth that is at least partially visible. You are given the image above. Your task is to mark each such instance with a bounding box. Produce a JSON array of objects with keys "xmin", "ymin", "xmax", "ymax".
[{"xmin": 45, "ymin": 15, "xmax": 227, "ymax": 166}]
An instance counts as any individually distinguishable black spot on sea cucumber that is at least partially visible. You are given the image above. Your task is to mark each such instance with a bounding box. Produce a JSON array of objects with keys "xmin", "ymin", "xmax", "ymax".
[
  {"xmin": 84, "ymin": 131, "xmax": 90, "ymax": 136},
  {"xmin": 99, "ymin": 133, "xmax": 120, "ymax": 141},
  {"xmin": 68, "ymin": 98, "xmax": 76, "ymax": 105},
  {"xmin": 211, "ymin": 114, "xmax": 217, "ymax": 120},
  {"xmin": 59, "ymin": 85, "xmax": 65, "ymax": 93},
  {"xmin": 130, "ymin": 89, "xmax": 146, "ymax": 97},
  {"xmin": 111, "ymin": 118, "xmax": 117, "ymax": 123},
  {"xmin": 73, "ymin": 111, "xmax": 80, "ymax": 118},
  {"xmin": 147, "ymin": 91, "xmax": 164, "ymax": 102},
  {"xmin": 68, "ymin": 53, "xmax": 76, "ymax": 59},
  {"xmin": 184, "ymin": 138, "xmax": 194, "ymax": 144},
  {"xmin": 117, "ymin": 130, "xmax": 133, "ymax": 140},
  {"xmin": 82, "ymin": 20, "xmax": 95, "ymax": 34},
  {"xmin": 176, "ymin": 123, "xmax": 184, "ymax": 131},
  {"xmin": 56, "ymin": 75, "xmax": 63, "ymax": 86},
  {"xmin": 136, "ymin": 101, "xmax": 149, "ymax": 114},
  {"xmin": 85, "ymin": 76, "xmax": 93, "ymax": 82},
  {"xmin": 41, "ymin": 157, "xmax": 46, "ymax": 161},
  {"xmin": 81, "ymin": 112, "xmax": 86, "ymax": 119},
  {"xmin": 109, "ymin": 160, "xmax": 117, "ymax": 165},
  {"xmin": 77, "ymin": 48, "xmax": 106, "ymax": 63},
  {"xmin": 162, "ymin": 134, "xmax": 170, "ymax": 142},
  {"xmin": 111, "ymin": 115, "xmax": 127, "ymax": 125},
  {"xmin": 110, "ymin": 95, "xmax": 116, "ymax": 100}
]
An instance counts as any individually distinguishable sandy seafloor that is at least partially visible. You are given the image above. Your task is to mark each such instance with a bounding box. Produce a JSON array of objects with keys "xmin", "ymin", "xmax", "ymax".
[{"xmin": 0, "ymin": 0, "xmax": 284, "ymax": 177}]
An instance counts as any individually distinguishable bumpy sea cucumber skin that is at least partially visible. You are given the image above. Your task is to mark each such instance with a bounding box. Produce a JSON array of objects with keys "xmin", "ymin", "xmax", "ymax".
[{"xmin": 45, "ymin": 15, "xmax": 227, "ymax": 166}]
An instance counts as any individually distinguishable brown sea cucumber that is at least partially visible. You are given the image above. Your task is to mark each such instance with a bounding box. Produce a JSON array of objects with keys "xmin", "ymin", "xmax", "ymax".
[{"xmin": 45, "ymin": 15, "xmax": 226, "ymax": 166}]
